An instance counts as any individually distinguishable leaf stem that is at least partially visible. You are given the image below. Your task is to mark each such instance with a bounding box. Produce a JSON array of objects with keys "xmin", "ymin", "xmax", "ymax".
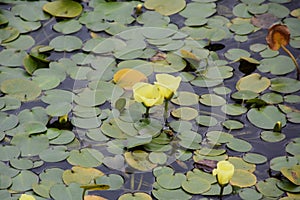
[
  {"xmin": 219, "ymin": 185, "xmax": 224, "ymax": 200},
  {"xmin": 164, "ymin": 100, "xmax": 169, "ymax": 124},
  {"xmin": 281, "ymin": 44, "xmax": 300, "ymax": 80},
  {"xmin": 144, "ymin": 106, "xmax": 150, "ymax": 119}
]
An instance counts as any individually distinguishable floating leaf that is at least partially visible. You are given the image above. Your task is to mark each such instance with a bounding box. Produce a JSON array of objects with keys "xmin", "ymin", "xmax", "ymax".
[
  {"xmin": 270, "ymin": 156, "xmax": 298, "ymax": 171},
  {"xmin": 281, "ymin": 165, "xmax": 300, "ymax": 186},
  {"xmin": 258, "ymin": 55, "xmax": 295, "ymax": 75},
  {"xmin": 256, "ymin": 178, "xmax": 284, "ymax": 198},
  {"xmin": 243, "ymin": 153, "xmax": 267, "ymax": 164},
  {"xmin": 171, "ymin": 107, "xmax": 198, "ymax": 121},
  {"xmin": 236, "ymin": 73, "xmax": 270, "ymax": 93},
  {"xmin": 113, "ymin": 68, "xmax": 147, "ymax": 90},
  {"xmin": 270, "ymin": 77, "xmax": 300, "ymax": 93},
  {"xmin": 63, "ymin": 166, "xmax": 104, "ymax": 185},
  {"xmin": 226, "ymin": 138, "xmax": 252, "ymax": 152},
  {"xmin": 49, "ymin": 35, "xmax": 82, "ymax": 52},
  {"xmin": 247, "ymin": 105, "xmax": 286, "ymax": 129},
  {"xmin": 118, "ymin": 192, "xmax": 152, "ymax": 200},
  {"xmin": 67, "ymin": 148, "xmax": 104, "ymax": 167},
  {"xmin": 10, "ymin": 170, "xmax": 38, "ymax": 192},
  {"xmin": 0, "ymin": 78, "xmax": 41, "ymax": 102},
  {"xmin": 261, "ymin": 131, "xmax": 286, "ymax": 142},
  {"xmin": 50, "ymin": 183, "xmax": 83, "ymax": 200},
  {"xmin": 145, "ymin": 0, "xmax": 186, "ymax": 16},
  {"xmin": 239, "ymin": 188, "xmax": 263, "ymax": 200},
  {"xmin": 124, "ymin": 150, "xmax": 157, "ymax": 171},
  {"xmin": 222, "ymin": 120, "xmax": 244, "ymax": 130},
  {"xmin": 230, "ymin": 169, "xmax": 257, "ymax": 188},
  {"xmin": 199, "ymin": 94, "xmax": 226, "ymax": 106},
  {"xmin": 182, "ymin": 176, "xmax": 211, "ymax": 194},
  {"xmin": 153, "ymin": 188, "xmax": 192, "ymax": 200},
  {"xmin": 43, "ymin": 0, "xmax": 82, "ymax": 18},
  {"xmin": 171, "ymin": 91, "xmax": 199, "ymax": 106}
]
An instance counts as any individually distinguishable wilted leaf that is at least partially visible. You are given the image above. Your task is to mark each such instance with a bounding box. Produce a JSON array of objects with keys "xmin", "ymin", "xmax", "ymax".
[{"xmin": 266, "ymin": 24, "xmax": 290, "ymax": 51}]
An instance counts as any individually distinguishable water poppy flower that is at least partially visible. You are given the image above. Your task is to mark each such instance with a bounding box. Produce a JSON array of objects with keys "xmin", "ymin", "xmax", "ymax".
[
  {"xmin": 154, "ymin": 74, "xmax": 181, "ymax": 100},
  {"xmin": 212, "ymin": 160, "xmax": 235, "ymax": 186},
  {"xmin": 133, "ymin": 82, "xmax": 164, "ymax": 107}
]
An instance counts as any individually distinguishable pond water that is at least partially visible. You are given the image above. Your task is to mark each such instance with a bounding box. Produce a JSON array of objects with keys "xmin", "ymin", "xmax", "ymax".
[{"xmin": 0, "ymin": 0, "xmax": 300, "ymax": 200}]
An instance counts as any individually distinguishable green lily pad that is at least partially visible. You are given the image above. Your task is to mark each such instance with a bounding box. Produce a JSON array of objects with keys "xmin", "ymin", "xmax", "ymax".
[
  {"xmin": 171, "ymin": 91, "xmax": 199, "ymax": 106},
  {"xmin": 124, "ymin": 150, "xmax": 157, "ymax": 172},
  {"xmin": 256, "ymin": 178, "xmax": 284, "ymax": 198},
  {"xmin": 258, "ymin": 55, "xmax": 296, "ymax": 75},
  {"xmin": 225, "ymin": 48, "xmax": 251, "ymax": 61},
  {"xmin": 247, "ymin": 106, "xmax": 286, "ymax": 129},
  {"xmin": 46, "ymin": 102, "xmax": 72, "ymax": 117},
  {"xmin": 50, "ymin": 183, "xmax": 83, "ymax": 200},
  {"xmin": 53, "ymin": 19, "xmax": 82, "ymax": 34},
  {"xmin": 261, "ymin": 131, "xmax": 286, "ymax": 142},
  {"xmin": 67, "ymin": 148, "xmax": 104, "ymax": 167},
  {"xmin": 43, "ymin": 0, "xmax": 82, "ymax": 18},
  {"xmin": 149, "ymin": 152, "xmax": 168, "ymax": 165},
  {"xmin": 0, "ymin": 78, "xmax": 41, "ymax": 102},
  {"xmin": 284, "ymin": 95, "xmax": 300, "ymax": 103},
  {"xmin": 0, "ymin": 174, "xmax": 12, "ymax": 189},
  {"xmin": 261, "ymin": 92, "xmax": 283, "ymax": 104},
  {"xmin": 49, "ymin": 35, "xmax": 82, "ymax": 52},
  {"xmin": 152, "ymin": 188, "xmax": 192, "ymax": 200},
  {"xmin": 202, "ymin": 183, "xmax": 232, "ymax": 196},
  {"xmin": 10, "ymin": 158, "xmax": 34, "ymax": 170},
  {"xmin": 103, "ymin": 155, "xmax": 125, "ymax": 171},
  {"xmin": 270, "ymin": 156, "xmax": 298, "ymax": 171},
  {"xmin": 182, "ymin": 176, "xmax": 211, "ymax": 194},
  {"xmin": 277, "ymin": 179, "xmax": 300, "ymax": 193},
  {"xmin": 200, "ymin": 94, "xmax": 226, "ymax": 106},
  {"xmin": 0, "ymin": 112, "xmax": 18, "ymax": 132},
  {"xmin": 196, "ymin": 115, "xmax": 218, "ymax": 127},
  {"xmin": 156, "ymin": 173, "xmax": 186, "ymax": 189},
  {"xmin": 236, "ymin": 73, "xmax": 270, "ymax": 93},
  {"xmin": 270, "ymin": 77, "xmax": 300, "ymax": 93},
  {"xmin": 171, "ymin": 107, "xmax": 198, "ymax": 121},
  {"xmin": 145, "ymin": 0, "xmax": 186, "ymax": 16},
  {"xmin": 231, "ymin": 90, "xmax": 259, "ymax": 100},
  {"xmin": 39, "ymin": 146, "xmax": 69, "ymax": 163},
  {"xmin": 2, "ymin": 35, "xmax": 35, "ymax": 50},
  {"xmin": 222, "ymin": 120, "xmax": 244, "ymax": 130},
  {"xmin": 226, "ymin": 138, "xmax": 252, "ymax": 152},
  {"xmin": 206, "ymin": 131, "xmax": 233, "ymax": 144},
  {"xmin": 286, "ymin": 138, "xmax": 300, "ymax": 156},
  {"xmin": 239, "ymin": 188, "xmax": 263, "ymax": 200},
  {"xmin": 243, "ymin": 153, "xmax": 267, "ymax": 164},
  {"xmin": 230, "ymin": 169, "xmax": 257, "ymax": 188},
  {"xmin": 180, "ymin": 2, "xmax": 216, "ymax": 18},
  {"xmin": 118, "ymin": 192, "xmax": 152, "ymax": 200},
  {"xmin": 221, "ymin": 104, "xmax": 248, "ymax": 116},
  {"xmin": 0, "ymin": 50, "xmax": 27, "ymax": 67},
  {"xmin": 62, "ymin": 166, "xmax": 104, "ymax": 185},
  {"xmin": 10, "ymin": 170, "xmax": 38, "ymax": 192},
  {"xmin": 11, "ymin": 133, "xmax": 49, "ymax": 157},
  {"xmin": 0, "ymin": 145, "xmax": 20, "ymax": 161}
]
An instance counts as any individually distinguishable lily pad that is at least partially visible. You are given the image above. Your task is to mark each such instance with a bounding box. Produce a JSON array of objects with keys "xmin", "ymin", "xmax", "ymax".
[
  {"xmin": 49, "ymin": 35, "xmax": 82, "ymax": 52},
  {"xmin": 247, "ymin": 105, "xmax": 286, "ymax": 129},
  {"xmin": 261, "ymin": 131, "xmax": 286, "ymax": 142},
  {"xmin": 256, "ymin": 178, "xmax": 284, "ymax": 198},
  {"xmin": 67, "ymin": 148, "xmax": 104, "ymax": 167},
  {"xmin": 281, "ymin": 165, "xmax": 300, "ymax": 186},
  {"xmin": 181, "ymin": 176, "xmax": 211, "ymax": 194},
  {"xmin": 0, "ymin": 78, "xmax": 41, "ymax": 102},
  {"xmin": 145, "ymin": 0, "xmax": 186, "ymax": 16},
  {"xmin": 236, "ymin": 73, "xmax": 270, "ymax": 93},
  {"xmin": 118, "ymin": 192, "xmax": 152, "ymax": 200},
  {"xmin": 63, "ymin": 166, "xmax": 104, "ymax": 185},
  {"xmin": 270, "ymin": 77, "xmax": 300, "ymax": 93},
  {"xmin": 171, "ymin": 107, "xmax": 198, "ymax": 121},
  {"xmin": 258, "ymin": 55, "xmax": 296, "ymax": 75},
  {"xmin": 199, "ymin": 94, "xmax": 226, "ymax": 106},
  {"xmin": 230, "ymin": 169, "xmax": 257, "ymax": 188},
  {"xmin": 124, "ymin": 150, "xmax": 157, "ymax": 171},
  {"xmin": 270, "ymin": 156, "xmax": 298, "ymax": 171},
  {"xmin": 43, "ymin": 0, "xmax": 82, "ymax": 18},
  {"xmin": 243, "ymin": 153, "xmax": 267, "ymax": 164}
]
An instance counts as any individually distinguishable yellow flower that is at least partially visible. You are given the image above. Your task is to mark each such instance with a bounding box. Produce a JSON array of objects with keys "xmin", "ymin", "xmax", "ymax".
[
  {"xmin": 212, "ymin": 160, "xmax": 235, "ymax": 186},
  {"xmin": 19, "ymin": 194, "xmax": 36, "ymax": 200},
  {"xmin": 154, "ymin": 74, "xmax": 181, "ymax": 100},
  {"xmin": 133, "ymin": 82, "xmax": 164, "ymax": 107}
]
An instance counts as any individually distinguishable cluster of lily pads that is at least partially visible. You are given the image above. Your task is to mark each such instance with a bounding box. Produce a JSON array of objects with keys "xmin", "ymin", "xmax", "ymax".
[{"xmin": 0, "ymin": 0, "xmax": 300, "ymax": 200}]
